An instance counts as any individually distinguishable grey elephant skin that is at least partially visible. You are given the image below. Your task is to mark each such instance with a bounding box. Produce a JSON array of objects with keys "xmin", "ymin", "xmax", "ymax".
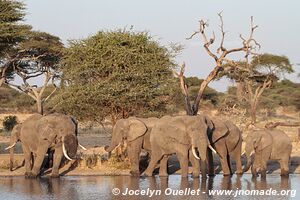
[
  {"xmin": 205, "ymin": 117, "xmax": 243, "ymax": 176},
  {"xmin": 244, "ymin": 129, "xmax": 292, "ymax": 177},
  {"xmin": 105, "ymin": 117, "xmax": 159, "ymax": 176},
  {"xmin": 8, "ymin": 123, "xmax": 23, "ymax": 171},
  {"xmin": 8, "ymin": 113, "xmax": 79, "ymax": 178},
  {"xmin": 143, "ymin": 115, "xmax": 213, "ymax": 178}
]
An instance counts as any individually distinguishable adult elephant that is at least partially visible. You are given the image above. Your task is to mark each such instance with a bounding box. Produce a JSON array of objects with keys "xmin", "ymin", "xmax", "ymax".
[
  {"xmin": 105, "ymin": 117, "xmax": 159, "ymax": 176},
  {"xmin": 143, "ymin": 115, "xmax": 217, "ymax": 178},
  {"xmin": 6, "ymin": 113, "xmax": 82, "ymax": 178},
  {"xmin": 5, "ymin": 123, "xmax": 23, "ymax": 171},
  {"xmin": 205, "ymin": 116, "xmax": 243, "ymax": 176},
  {"xmin": 243, "ymin": 129, "xmax": 292, "ymax": 177}
]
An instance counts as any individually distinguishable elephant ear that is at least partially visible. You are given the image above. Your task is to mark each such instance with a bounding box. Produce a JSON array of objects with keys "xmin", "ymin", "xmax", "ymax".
[
  {"xmin": 127, "ymin": 119, "xmax": 147, "ymax": 142},
  {"xmin": 204, "ymin": 116, "xmax": 214, "ymax": 130},
  {"xmin": 210, "ymin": 118, "xmax": 229, "ymax": 144},
  {"xmin": 254, "ymin": 131, "xmax": 272, "ymax": 151}
]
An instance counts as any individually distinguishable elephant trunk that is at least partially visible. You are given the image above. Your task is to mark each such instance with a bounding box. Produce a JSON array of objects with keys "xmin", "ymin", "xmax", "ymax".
[
  {"xmin": 191, "ymin": 137, "xmax": 207, "ymax": 161},
  {"xmin": 243, "ymin": 150, "xmax": 254, "ymax": 172},
  {"xmin": 105, "ymin": 126, "xmax": 122, "ymax": 152},
  {"xmin": 62, "ymin": 135, "xmax": 78, "ymax": 161},
  {"xmin": 9, "ymin": 143, "xmax": 15, "ymax": 171},
  {"xmin": 7, "ymin": 128, "xmax": 19, "ymax": 171}
]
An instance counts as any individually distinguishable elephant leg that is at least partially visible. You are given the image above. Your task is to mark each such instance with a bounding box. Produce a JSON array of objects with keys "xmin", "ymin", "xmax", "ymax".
[
  {"xmin": 219, "ymin": 153, "xmax": 231, "ymax": 176},
  {"xmin": 51, "ymin": 146, "xmax": 63, "ymax": 178},
  {"xmin": 251, "ymin": 157, "xmax": 259, "ymax": 177},
  {"xmin": 231, "ymin": 140, "xmax": 243, "ymax": 174},
  {"xmin": 29, "ymin": 142, "xmax": 49, "ymax": 178},
  {"xmin": 189, "ymin": 149, "xmax": 200, "ymax": 178},
  {"xmin": 143, "ymin": 145, "xmax": 163, "ymax": 177},
  {"xmin": 207, "ymin": 148, "xmax": 214, "ymax": 176},
  {"xmin": 215, "ymin": 140, "xmax": 231, "ymax": 176},
  {"xmin": 159, "ymin": 155, "xmax": 169, "ymax": 177},
  {"xmin": 260, "ymin": 160, "xmax": 267, "ymax": 178},
  {"xmin": 279, "ymin": 159, "xmax": 289, "ymax": 176},
  {"xmin": 177, "ymin": 150, "xmax": 189, "ymax": 178},
  {"xmin": 23, "ymin": 146, "xmax": 32, "ymax": 176},
  {"xmin": 127, "ymin": 138, "xmax": 143, "ymax": 176}
]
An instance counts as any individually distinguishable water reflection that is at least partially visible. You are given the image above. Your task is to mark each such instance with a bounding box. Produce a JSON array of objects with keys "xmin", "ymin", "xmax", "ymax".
[{"xmin": 0, "ymin": 175, "xmax": 297, "ymax": 200}]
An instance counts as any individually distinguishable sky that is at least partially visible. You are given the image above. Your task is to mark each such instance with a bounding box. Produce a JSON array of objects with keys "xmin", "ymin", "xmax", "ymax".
[{"xmin": 23, "ymin": 0, "xmax": 300, "ymax": 91}]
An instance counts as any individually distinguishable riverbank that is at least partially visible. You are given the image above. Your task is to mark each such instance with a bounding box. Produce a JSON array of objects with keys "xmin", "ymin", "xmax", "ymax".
[{"xmin": 0, "ymin": 147, "xmax": 300, "ymax": 177}]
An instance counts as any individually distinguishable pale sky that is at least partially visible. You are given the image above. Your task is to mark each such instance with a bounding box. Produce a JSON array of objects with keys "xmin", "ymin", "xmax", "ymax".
[{"xmin": 23, "ymin": 0, "xmax": 300, "ymax": 91}]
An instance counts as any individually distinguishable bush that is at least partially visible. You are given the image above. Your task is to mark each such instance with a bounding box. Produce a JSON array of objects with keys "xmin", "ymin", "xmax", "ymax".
[{"xmin": 3, "ymin": 116, "xmax": 18, "ymax": 131}]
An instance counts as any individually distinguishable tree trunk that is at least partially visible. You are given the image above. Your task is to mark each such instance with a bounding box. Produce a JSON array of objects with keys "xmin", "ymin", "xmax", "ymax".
[
  {"xmin": 36, "ymin": 98, "xmax": 43, "ymax": 115},
  {"xmin": 250, "ymin": 102, "xmax": 257, "ymax": 124},
  {"xmin": 236, "ymin": 81, "xmax": 245, "ymax": 102},
  {"xmin": 0, "ymin": 78, "xmax": 4, "ymax": 87},
  {"xmin": 192, "ymin": 80, "xmax": 209, "ymax": 115}
]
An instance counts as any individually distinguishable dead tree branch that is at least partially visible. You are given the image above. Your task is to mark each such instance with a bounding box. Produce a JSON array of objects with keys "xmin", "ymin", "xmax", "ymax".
[{"xmin": 179, "ymin": 13, "xmax": 260, "ymax": 115}]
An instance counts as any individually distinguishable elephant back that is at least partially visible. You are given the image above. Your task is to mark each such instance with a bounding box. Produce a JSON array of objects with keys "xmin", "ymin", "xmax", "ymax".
[{"xmin": 268, "ymin": 129, "xmax": 292, "ymax": 160}]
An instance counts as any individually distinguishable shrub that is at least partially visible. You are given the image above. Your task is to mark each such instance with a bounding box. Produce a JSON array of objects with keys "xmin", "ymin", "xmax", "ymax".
[{"xmin": 3, "ymin": 116, "xmax": 18, "ymax": 131}]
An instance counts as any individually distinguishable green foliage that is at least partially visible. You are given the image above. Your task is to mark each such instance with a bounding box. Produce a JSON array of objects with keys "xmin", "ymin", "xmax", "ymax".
[
  {"xmin": 251, "ymin": 54, "xmax": 294, "ymax": 75},
  {"xmin": 171, "ymin": 77, "xmax": 221, "ymax": 111},
  {"xmin": 0, "ymin": 0, "xmax": 31, "ymax": 56},
  {"xmin": 51, "ymin": 30, "xmax": 179, "ymax": 121},
  {"xmin": 0, "ymin": 0, "xmax": 31, "ymax": 82},
  {"xmin": 0, "ymin": 84, "xmax": 59, "ymax": 112},
  {"xmin": 220, "ymin": 79, "xmax": 300, "ymax": 112},
  {"xmin": 3, "ymin": 115, "xmax": 17, "ymax": 131},
  {"xmin": 261, "ymin": 79, "xmax": 300, "ymax": 110}
]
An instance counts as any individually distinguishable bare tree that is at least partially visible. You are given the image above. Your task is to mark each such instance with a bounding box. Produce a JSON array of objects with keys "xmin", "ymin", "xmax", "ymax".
[
  {"xmin": 175, "ymin": 13, "xmax": 260, "ymax": 115},
  {"xmin": 5, "ymin": 31, "xmax": 63, "ymax": 114},
  {"xmin": 8, "ymin": 61, "xmax": 58, "ymax": 114},
  {"xmin": 223, "ymin": 53, "xmax": 293, "ymax": 124}
]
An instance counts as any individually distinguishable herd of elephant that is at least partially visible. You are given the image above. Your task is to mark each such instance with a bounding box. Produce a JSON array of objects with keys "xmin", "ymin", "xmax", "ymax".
[
  {"xmin": 6, "ymin": 113, "xmax": 292, "ymax": 179},
  {"xmin": 104, "ymin": 115, "xmax": 292, "ymax": 178}
]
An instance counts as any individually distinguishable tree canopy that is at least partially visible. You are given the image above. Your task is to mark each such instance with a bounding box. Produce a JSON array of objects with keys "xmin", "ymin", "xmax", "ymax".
[
  {"xmin": 219, "ymin": 53, "xmax": 293, "ymax": 123},
  {"xmin": 52, "ymin": 30, "xmax": 178, "ymax": 122},
  {"xmin": 0, "ymin": 0, "xmax": 31, "ymax": 86},
  {"xmin": 5, "ymin": 31, "xmax": 64, "ymax": 114}
]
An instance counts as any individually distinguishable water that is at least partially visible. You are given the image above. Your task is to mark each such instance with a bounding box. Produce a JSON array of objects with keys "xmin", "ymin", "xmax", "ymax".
[{"xmin": 0, "ymin": 174, "xmax": 298, "ymax": 200}]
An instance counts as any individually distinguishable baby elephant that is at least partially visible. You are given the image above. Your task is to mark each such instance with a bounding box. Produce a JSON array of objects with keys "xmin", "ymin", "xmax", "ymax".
[{"xmin": 244, "ymin": 129, "xmax": 292, "ymax": 177}]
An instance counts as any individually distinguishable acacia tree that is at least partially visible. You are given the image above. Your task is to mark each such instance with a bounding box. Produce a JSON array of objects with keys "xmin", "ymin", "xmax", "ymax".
[
  {"xmin": 6, "ymin": 31, "xmax": 63, "ymax": 114},
  {"xmin": 174, "ymin": 13, "xmax": 260, "ymax": 115},
  {"xmin": 223, "ymin": 54, "xmax": 293, "ymax": 123},
  {"xmin": 0, "ymin": 0, "xmax": 31, "ymax": 86},
  {"xmin": 52, "ymin": 30, "xmax": 178, "ymax": 123}
]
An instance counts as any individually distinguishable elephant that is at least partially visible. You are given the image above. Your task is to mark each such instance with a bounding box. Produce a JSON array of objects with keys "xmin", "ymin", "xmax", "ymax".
[
  {"xmin": 6, "ymin": 113, "xmax": 85, "ymax": 178},
  {"xmin": 243, "ymin": 129, "xmax": 292, "ymax": 177},
  {"xmin": 7, "ymin": 119, "xmax": 55, "ymax": 171},
  {"xmin": 143, "ymin": 115, "xmax": 217, "ymax": 178},
  {"xmin": 105, "ymin": 117, "xmax": 159, "ymax": 176},
  {"xmin": 205, "ymin": 117, "xmax": 243, "ymax": 176},
  {"xmin": 6, "ymin": 123, "xmax": 23, "ymax": 171}
]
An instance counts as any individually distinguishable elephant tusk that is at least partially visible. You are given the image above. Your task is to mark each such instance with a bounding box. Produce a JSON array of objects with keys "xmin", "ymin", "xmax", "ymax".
[
  {"xmin": 5, "ymin": 142, "xmax": 16, "ymax": 150},
  {"xmin": 241, "ymin": 150, "xmax": 246, "ymax": 156},
  {"xmin": 62, "ymin": 141, "xmax": 73, "ymax": 161},
  {"xmin": 208, "ymin": 144, "xmax": 217, "ymax": 154},
  {"xmin": 250, "ymin": 150, "xmax": 255, "ymax": 157},
  {"xmin": 78, "ymin": 143, "xmax": 87, "ymax": 151},
  {"xmin": 192, "ymin": 147, "xmax": 201, "ymax": 160},
  {"xmin": 115, "ymin": 143, "xmax": 121, "ymax": 149}
]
